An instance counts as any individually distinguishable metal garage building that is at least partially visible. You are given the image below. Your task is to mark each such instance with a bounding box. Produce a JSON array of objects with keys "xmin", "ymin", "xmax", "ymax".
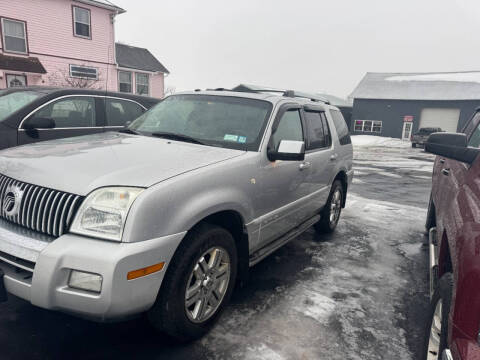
[{"xmin": 350, "ymin": 72, "xmax": 480, "ymax": 139}]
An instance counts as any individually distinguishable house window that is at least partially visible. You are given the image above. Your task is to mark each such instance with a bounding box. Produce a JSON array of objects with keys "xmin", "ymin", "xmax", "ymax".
[
  {"xmin": 136, "ymin": 73, "xmax": 149, "ymax": 95},
  {"xmin": 118, "ymin": 71, "xmax": 132, "ymax": 93},
  {"xmin": 6, "ymin": 74, "xmax": 27, "ymax": 88},
  {"xmin": 1, "ymin": 18, "xmax": 28, "ymax": 54},
  {"xmin": 70, "ymin": 65, "xmax": 98, "ymax": 79},
  {"xmin": 354, "ymin": 120, "xmax": 383, "ymax": 133},
  {"xmin": 73, "ymin": 6, "xmax": 91, "ymax": 38}
]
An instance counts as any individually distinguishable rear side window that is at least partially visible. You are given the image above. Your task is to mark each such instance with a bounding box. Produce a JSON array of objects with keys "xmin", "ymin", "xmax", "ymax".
[
  {"xmin": 304, "ymin": 111, "xmax": 330, "ymax": 150},
  {"xmin": 330, "ymin": 109, "xmax": 351, "ymax": 145},
  {"xmin": 320, "ymin": 112, "xmax": 332, "ymax": 148},
  {"xmin": 106, "ymin": 98, "xmax": 145, "ymax": 126},
  {"xmin": 468, "ymin": 118, "xmax": 480, "ymax": 148}
]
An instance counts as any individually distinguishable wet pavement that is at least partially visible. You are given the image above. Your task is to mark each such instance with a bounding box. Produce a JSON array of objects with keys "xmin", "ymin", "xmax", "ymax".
[{"xmin": 0, "ymin": 141, "xmax": 434, "ymax": 359}]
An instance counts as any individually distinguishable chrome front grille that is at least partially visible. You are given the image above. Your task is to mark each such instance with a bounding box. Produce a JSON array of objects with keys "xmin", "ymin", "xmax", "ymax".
[{"xmin": 0, "ymin": 175, "xmax": 83, "ymax": 237}]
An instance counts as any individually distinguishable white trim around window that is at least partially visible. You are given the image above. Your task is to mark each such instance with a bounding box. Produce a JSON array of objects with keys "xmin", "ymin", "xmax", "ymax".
[
  {"xmin": 73, "ymin": 6, "xmax": 91, "ymax": 39},
  {"xmin": 69, "ymin": 65, "xmax": 98, "ymax": 79},
  {"xmin": 354, "ymin": 120, "xmax": 383, "ymax": 133},
  {"xmin": 1, "ymin": 18, "xmax": 28, "ymax": 54},
  {"xmin": 135, "ymin": 73, "xmax": 149, "ymax": 96},
  {"xmin": 118, "ymin": 70, "xmax": 132, "ymax": 93}
]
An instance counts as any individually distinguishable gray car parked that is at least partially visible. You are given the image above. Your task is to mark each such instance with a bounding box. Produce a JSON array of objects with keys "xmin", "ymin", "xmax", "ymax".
[{"xmin": 0, "ymin": 89, "xmax": 353, "ymax": 340}]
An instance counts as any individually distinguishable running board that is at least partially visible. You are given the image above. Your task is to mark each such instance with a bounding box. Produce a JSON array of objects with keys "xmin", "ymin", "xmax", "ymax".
[{"xmin": 249, "ymin": 215, "xmax": 321, "ymax": 266}]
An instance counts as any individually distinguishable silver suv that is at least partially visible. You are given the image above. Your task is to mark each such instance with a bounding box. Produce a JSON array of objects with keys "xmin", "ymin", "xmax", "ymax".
[{"xmin": 0, "ymin": 89, "xmax": 353, "ymax": 340}]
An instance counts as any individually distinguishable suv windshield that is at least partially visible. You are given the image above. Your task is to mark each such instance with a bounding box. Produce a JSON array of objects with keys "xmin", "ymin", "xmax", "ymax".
[
  {"xmin": 129, "ymin": 94, "xmax": 273, "ymax": 151},
  {"xmin": 0, "ymin": 91, "xmax": 43, "ymax": 122}
]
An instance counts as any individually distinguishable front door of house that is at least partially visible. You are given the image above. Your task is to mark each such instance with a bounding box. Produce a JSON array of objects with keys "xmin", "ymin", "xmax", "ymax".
[
  {"xmin": 6, "ymin": 74, "xmax": 27, "ymax": 88},
  {"xmin": 402, "ymin": 122, "xmax": 413, "ymax": 140}
]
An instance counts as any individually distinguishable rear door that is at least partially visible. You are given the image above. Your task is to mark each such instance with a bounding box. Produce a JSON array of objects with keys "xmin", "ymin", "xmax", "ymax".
[
  {"xmin": 301, "ymin": 107, "xmax": 335, "ymax": 212},
  {"xmin": 103, "ymin": 97, "xmax": 146, "ymax": 132},
  {"xmin": 18, "ymin": 95, "xmax": 102, "ymax": 145}
]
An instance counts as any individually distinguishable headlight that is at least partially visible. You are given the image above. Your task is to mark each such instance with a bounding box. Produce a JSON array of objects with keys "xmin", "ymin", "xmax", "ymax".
[{"xmin": 70, "ymin": 187, "xmax": 143, "ymax": 241}]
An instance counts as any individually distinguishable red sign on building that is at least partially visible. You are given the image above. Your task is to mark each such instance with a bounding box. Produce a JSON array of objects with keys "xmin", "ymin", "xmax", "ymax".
[{"xmin": 403, "ymin": 115, "xmax": 414, "ymax": 122}]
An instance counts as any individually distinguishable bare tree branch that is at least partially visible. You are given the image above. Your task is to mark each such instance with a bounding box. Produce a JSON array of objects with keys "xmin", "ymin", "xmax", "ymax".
[{"xmin": 47, "ymin": 67, "xmax": 104, "ymax": 89}]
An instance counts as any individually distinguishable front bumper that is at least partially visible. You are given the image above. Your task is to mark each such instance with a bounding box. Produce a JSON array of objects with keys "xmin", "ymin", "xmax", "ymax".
[{"xmin": 0, "ymin": 219, "xmax": 185, "ymax": 321}]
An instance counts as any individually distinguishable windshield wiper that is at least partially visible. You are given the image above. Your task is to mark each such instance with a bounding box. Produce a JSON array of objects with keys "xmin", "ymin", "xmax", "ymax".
[
  {"xmin": 118, "ymin": 128, "xmax": 141, "ymax": 135},
  {"xmin": 151, "ymin": 132, "xmax": 205, "ymax": 145}
]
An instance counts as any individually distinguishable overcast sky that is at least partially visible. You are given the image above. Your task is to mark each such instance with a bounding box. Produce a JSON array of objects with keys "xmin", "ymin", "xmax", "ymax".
[{"xmin": 113, "ymin": 0, "xmax": 480, "ymax": 98}]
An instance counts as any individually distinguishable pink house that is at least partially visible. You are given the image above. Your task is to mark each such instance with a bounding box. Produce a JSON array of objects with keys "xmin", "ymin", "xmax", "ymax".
[{"xmin": 0, "ymin": 0, "xmax": 169, "ymax": 98}]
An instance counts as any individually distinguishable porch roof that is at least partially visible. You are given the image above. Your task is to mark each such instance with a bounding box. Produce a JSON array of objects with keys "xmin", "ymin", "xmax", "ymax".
[{"xmin": 0, "ymin": 54, "xmax": 47, "ymax": 75}]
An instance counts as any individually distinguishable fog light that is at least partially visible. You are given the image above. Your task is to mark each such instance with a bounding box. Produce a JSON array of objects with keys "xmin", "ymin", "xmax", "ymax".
[{"xmin": 68, "ymin": 270, "xmax": 102, "ymax": 293}]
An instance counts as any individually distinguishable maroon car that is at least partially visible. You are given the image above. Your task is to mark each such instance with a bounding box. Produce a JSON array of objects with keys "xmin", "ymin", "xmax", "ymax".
[{"xmin": 424, "ymin": 110, "xmax": 480, "ymax": 360}]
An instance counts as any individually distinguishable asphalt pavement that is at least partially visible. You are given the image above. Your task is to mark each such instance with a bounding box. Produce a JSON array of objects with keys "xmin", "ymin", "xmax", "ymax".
[{"xmin": 0, "ymin": 142, "xmax": 434, "ymax": 360}]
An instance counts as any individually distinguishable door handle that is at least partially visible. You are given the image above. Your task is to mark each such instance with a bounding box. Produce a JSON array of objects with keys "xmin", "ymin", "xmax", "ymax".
[
  {"xmin": 299, "ymin": 162, "xmax": 311, "ymax": 170},
  {"xmin": 442, "ymin": 168, "xmax": 450, "ymax": 176},
  {"xmin": 439, "ymin": 159, "xmax": 445, "ymax": 164},
  {"xmin": 330, "ymin": 154, "xmax": 338, "ymax": 162}
]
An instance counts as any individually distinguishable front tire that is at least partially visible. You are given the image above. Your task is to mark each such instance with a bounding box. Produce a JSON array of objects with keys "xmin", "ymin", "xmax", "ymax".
[
  {"xmin": 314, "ymin": 180, "xmax": 344, "ymax": 233},
  {"xmin": 148, "ymin": 223, "xmax": 238, "ymax": 341},
  {"xmin": 422, "ymin": 273, "xmax": 453, "ymax": 360}
]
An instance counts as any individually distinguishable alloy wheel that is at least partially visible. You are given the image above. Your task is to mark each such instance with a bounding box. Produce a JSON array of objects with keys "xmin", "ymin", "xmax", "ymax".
[
  {"xmin": 329, "ymin": 189, "xmax": 342, "ymax": 226},
  {"xmin": 185, "ymin": 246, "xmax": 231, "ymax": 323}
]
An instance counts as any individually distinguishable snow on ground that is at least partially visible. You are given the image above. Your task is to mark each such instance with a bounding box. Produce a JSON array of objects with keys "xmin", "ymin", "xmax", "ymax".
[
  {"xmin": 351, "ymin": 135, "xmax": 410, "ymax": 148},
  {"xmin": 200, "ymin": 193, "xmax": 426, "ymax": 360}
]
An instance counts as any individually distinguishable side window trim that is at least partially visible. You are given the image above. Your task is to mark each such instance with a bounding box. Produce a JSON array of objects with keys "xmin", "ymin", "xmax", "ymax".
[{"xmin": 19, "ymin": 95, "xmax": 147, "ymax": 130}]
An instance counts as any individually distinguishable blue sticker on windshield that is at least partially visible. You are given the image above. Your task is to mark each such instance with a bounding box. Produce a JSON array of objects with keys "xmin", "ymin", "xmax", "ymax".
[{"xmin": 238, "ymin": 136, "xmax": 247, "ymax": 143}]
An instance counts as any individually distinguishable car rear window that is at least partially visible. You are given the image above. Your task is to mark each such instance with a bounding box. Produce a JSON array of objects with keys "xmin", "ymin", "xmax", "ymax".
[{"xmin": 0, "ymin": 91, "xmax": 42, "ymax": 122}]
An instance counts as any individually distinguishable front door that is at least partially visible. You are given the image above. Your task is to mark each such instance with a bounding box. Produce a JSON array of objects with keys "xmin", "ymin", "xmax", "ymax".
[
  {"xmin": 255, "ymin": 106, "xmax": 310, "ymax": 249},
  {"xmin": 18, "ymin": 96, "xmax": 103, "ymax": 145},
  {"xmin": 402, "ymin": 122, "xmax": 413, "ymax": 140}
]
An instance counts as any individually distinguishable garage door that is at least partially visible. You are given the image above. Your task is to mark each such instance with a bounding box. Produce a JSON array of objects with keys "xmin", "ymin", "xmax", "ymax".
[{"xmin": 419, "ymin": 108, "xmax": 460, "ymax": 133}]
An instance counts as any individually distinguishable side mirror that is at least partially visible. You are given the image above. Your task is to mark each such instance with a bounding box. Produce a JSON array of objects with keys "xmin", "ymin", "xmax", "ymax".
[
  {"xmin": 425, "ymin": 132, "xmax": 480, "ymax": 164},
  {"xmin": 124, "ymin": 120, "xmax": 132, "ymax": 128},
  {"xmin": 23, "ymin": 117, "xmax": 55, "ymax": 130},
  {"xmin": 268, "ymin": 140, "xmax": 305, "ymax": 161}
]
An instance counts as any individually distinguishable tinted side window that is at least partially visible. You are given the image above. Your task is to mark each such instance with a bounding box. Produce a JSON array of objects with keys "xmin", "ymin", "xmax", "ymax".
[
  {"xmin": 465, "ymin": 112, "xmax": 480, "ymax": 139},
  {"xmin": 321, "ymin": 112, "xmax": 332, "ymax": 147},
  {"xmin": 468, "ymin": 119, "xmax": 480, "ymax": 148},
  {"xmin": 106, "ymin": 98, "xmax": 144, "ymax": 126},
  {"xmin": 29, "ymin": 96, "xmax": 96, "ymax": 128},
  {"xmin": 330, "ymin": 109, "xmax": 351, "ymax": 145},
  {"xmin": 272, "ymin": 109, "xmax": 303, "ymax": 150},
  {"xmin": 304, "ymin": 111, "xmax": 326, "ymax": 150}
]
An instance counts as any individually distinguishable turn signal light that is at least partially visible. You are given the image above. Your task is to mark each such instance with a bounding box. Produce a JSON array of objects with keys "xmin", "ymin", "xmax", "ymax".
[{"xmin": 127, "ymin": 262, "xmax": 165, "ymax": 280}]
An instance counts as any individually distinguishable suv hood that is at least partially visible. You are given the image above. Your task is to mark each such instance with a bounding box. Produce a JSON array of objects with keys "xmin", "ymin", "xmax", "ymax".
[{"xmin": 0, "ymin": 132, "xmax": 245, "ymax": 195}]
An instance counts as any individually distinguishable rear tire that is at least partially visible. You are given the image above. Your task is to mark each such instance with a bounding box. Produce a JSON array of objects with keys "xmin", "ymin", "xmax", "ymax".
[
  {"xmin": 314, "ymin": 180, "xmax": 344, "ymax": 234},
  {"xmin": 148, "ymin": 223, "xmax": 238, "ymax": 342},
  {"xmin": 422, "ymin": 273, "xmax": 453, "ymax": 360}
]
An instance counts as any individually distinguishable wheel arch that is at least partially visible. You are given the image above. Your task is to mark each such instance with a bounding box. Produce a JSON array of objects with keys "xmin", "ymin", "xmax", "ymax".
[
  {"xmin": 439, "ymin": 230, "xmax": 453, "ymax": 278},
  {"xmin": 333, "ymin": 170, "xmax": 348, "ymax": 207},
  {"xmin": 170, "ymin": 209, "xmax": 250, "ymax": 285}
]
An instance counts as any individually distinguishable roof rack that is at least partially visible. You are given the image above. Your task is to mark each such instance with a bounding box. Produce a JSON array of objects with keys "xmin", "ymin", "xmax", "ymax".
[{"xmin": 232, "ymin": 87, "xmax": 330, "ymax": 104}]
